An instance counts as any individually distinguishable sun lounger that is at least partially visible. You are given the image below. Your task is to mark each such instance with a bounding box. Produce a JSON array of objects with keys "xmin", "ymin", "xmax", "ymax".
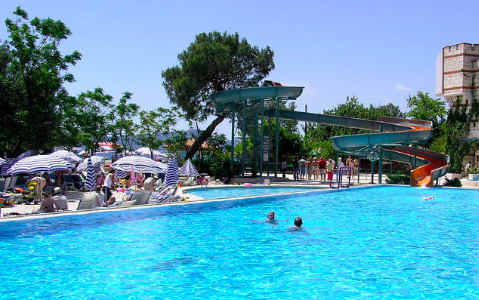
[
  {"xmin": 131, "ymin": 191, "xmax": 153, "ymax": 205},
  {"xmin": 151, "ymin": 186, "xmax": 180, "ymax": 203},
  {"xmin": 77, "ymin": 192, "xmax": 98, "ymax": 210}
]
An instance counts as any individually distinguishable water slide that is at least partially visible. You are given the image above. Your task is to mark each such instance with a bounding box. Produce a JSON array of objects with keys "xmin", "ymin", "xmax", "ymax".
[{"xmin": 211, "ymin": 86, "xmax": 449, "ymax": 187}]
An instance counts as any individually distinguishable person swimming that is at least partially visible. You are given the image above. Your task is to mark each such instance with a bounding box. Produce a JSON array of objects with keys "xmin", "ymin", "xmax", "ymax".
[
  {"xmin": 423, "ymin": 196, "xmax": 434, "ymax": 201},
  {"xmin": 250, "ymin": 211, "xmax": 286, "ymax": 224},
  {"xmin": 288, "ymin": 217, "xmax": 303, "ymax": 231}
]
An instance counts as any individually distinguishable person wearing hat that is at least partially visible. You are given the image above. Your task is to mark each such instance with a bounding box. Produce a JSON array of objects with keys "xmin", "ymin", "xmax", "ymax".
[
  {"xmin": 337, "ymin": 157, "xmax": 345, "ymax": 168},
  {"xmin": 53, "ymin": 187, "xmax": 68, "ymax": 211}
]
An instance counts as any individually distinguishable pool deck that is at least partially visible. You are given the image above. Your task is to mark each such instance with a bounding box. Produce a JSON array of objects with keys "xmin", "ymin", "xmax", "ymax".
[{"xmin": 1, "ymin": 172, "xmax": 476, "ymax": 221}]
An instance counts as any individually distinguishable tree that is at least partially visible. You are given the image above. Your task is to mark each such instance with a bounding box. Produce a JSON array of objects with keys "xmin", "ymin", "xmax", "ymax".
[
  {"xmin": 67, "ymin": 87, "xmax": 113, "ymax": 153},
  {"xmin": 0, "ymin": 7, "xmax": 81, "ymax": 156},
  {"xmin": 304, "ymin": 96, "xmax": 406, "ymax": 142},
  {"xmin": 162, "ymin": 31, "xmax": 275, "ymax": 160},
  {"xmin": 406, "ymin": 91, "xmax": 447, "ymax": 146},
  {"xmin": 136, "ymin": 107, "xmax": 180, "ymax": 158},
  {"xmin": 109, "ymin": 92, "xmax": 140, "ymax": 154},
  {"xmin": 406, "ymin": 91, "xmax": 447, "ymax": 126}
]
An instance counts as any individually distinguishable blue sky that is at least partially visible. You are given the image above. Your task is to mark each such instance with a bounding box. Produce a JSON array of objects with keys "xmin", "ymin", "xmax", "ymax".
[{"xmin": 1, "ymin": 0, "xmax": 478, "ymax": 136}]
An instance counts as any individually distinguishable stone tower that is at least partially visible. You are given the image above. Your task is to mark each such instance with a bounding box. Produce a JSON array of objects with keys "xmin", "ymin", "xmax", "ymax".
[{"xmin": 435, "ymin": 43, "xmax": 479, "ymax": 138}]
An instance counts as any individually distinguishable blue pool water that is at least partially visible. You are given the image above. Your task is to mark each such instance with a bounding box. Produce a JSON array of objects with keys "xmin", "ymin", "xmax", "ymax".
[
  {"xmin": 2, "ymin": 186, "xmax": 479, "ymax": 299},
  {"xmin": 185, "ymin": 186, "xmax": 318, "ymax": 199}
]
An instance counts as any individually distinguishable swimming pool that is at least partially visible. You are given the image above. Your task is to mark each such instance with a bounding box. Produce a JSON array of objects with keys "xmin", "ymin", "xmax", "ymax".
[
  {"xmin": 185, "ymin": 186, "xmax": 319, "ymax": 199},
  {"xmin": 2, "ymin": 186, "xmax": 479, "ymax": 299}
]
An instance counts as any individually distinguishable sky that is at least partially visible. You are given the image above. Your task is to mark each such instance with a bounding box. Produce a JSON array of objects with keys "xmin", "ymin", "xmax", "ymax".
[{"xmin": 1, "ymin": 0, "xmax": 478, "ymax": 137}]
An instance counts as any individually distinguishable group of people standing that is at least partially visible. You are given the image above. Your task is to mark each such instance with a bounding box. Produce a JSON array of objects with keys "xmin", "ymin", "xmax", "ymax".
[{"xmin": 290, "ymin": 156, "xmax": 359, "ymax": 181}]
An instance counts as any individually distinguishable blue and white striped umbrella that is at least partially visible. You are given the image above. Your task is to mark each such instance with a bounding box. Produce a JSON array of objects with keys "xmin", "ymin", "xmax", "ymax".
[
  {"xmin": 84, "ymin": 156, "xmax": 96, "ymax": 191},
  {"xmin": 178, "ymin": 159, "xmax": 199, "ymax": 176},
  {"xmin": 114, "ymin": 168, "xmax": 127, "ymax": 179},
  {"xmin": 164, "ymin": 156, "xmax": 179, "ymax": 187},
  {"xmin": 51, "ymin": 150, "xmax": 82, "ymax": 164},
  {"xmin": 15, "ymin": 150, "xmax": 37, "ymax": 162},
  {"xmin": 7, "ymin": 155, "xmax": 72, "ymax": 175},
  {"xmin": 111, "ymin": 156, "xmax": 166, "ymax": 173},
  {"xmin": 76, "ymin": 156, "xmax": 105, "ymax": 172},
  {"xmin": 1, "ymin": 153, "xmax": 15, "ymax": 176}
]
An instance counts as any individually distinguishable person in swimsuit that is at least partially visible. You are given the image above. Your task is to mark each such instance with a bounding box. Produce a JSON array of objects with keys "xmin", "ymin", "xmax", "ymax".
[
  {"xmin": 33, "ymin": 190, "xmax": 58, "ymax": 213},
  {"xmin": 288, "ymin": 217, "xmax": 303, "ymax": 231}
]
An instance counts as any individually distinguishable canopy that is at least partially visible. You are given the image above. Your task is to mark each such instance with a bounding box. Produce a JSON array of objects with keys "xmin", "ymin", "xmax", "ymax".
[
  {"xmin": 76, "ymin": 156, "xmax": 106, "ymax": 172},
  {"xmin": 178, "ymin": 159, "xmax": 199, "ymax": 176},
  {"xmin": 51, "ymin": 150, "xmax": 82, "ymax": 164},
  {"xmin": 135, "ymin": 147, "xmax": 167, "ymax": 159},
  {"xmin": 164, "ymin": 156, "xmax": 179, "ymax": 187},
  {"xmin": 7, "ymin": 155, "xmax": 72, "ymax": 175},
  {"xmin": 111, "ymin": 156, "xmax": 166, "ymax": 174}
]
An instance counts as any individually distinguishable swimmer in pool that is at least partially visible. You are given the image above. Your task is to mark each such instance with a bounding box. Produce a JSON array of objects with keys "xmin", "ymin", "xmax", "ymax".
[
  {"xmin": 250, "ymin": 211, "xmax": 286, "ymax": 224},
  {"xmin": 288, "ymin": 217, "xmax": 303, "ymax": 231},
  {"xmin": 423, "ymin": 196, "xmax": 434, "ymax": 201}
]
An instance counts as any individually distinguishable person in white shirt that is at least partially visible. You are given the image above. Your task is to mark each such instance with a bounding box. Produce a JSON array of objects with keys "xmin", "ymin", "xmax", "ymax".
[
  {"xmin": 102, "ymin": 169, "xmax": 115, "ymax": 204},
  {"xmin": 53, "ymin": 187, "xmax": 68, "ymax": 211}
]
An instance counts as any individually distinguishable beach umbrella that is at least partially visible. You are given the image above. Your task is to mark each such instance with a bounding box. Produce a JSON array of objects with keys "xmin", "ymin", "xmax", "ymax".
[
  {"xmin": 111, "ymin": 156, "xmax": 166, "ymax": 173},
  {"xmin": 130, "ymin": 166, "xmax": 136, "ymax": 183},
  {"xmin": 51, "ymin": 150, "xmax": 82, "ymax": 163},
  {"xmin": 84, "ymin": 157, "xmax": 96, "ymax": 191},
  {"xmin": 1, "ymin": 153, "xmax": 15, "ymax": 176},
  {"xmin": 15, "ymin": 150, "xmax": 37, "ymax": 161},
  {"xmin": 178, "ymin": 159, "xmax": 199, "ymax": 176},
  {"xmin": 76, "ymin": 156, "xmax": 105, "ymax": 172},
  {"xmin": 7, "ymin": 155, "xmax": 72, "ymax": 175},
  {"xmin": 135, "ymin": 147, "xmax": 166, "ymax": 159},
  {"xmin": 114, "ymin": 168, "xmax": 127, "ymax": 179},
  {"xmin": 164, "ymin": 156, "xmax": 179, "ymax": 187}
]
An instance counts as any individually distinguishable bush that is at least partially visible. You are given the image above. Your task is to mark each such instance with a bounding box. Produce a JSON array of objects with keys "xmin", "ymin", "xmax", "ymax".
[
  {"xmin": 386, "ymin": 172, "xmax": 410, "ymax": 184},
  {"xmin": 443, "ymin": 177, "xmax": 462, "ymax": 187}
]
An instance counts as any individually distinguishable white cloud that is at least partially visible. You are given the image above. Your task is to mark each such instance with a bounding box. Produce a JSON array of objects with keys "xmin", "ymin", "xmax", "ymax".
[{"xmin": 396, "ymin": 83, "xmax": 411, "ymax": 91}]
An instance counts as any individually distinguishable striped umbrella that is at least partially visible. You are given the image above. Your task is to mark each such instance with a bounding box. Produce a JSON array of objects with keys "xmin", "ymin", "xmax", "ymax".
[
  {"xmin": 76, "ymin": 156, "xmax": 105, "ymax": 172},
  {"xmin": 111, "ymin": 156, "xmax": 166, "ymax": 173},
  {"xmin": 15, "ymin": 150, "xmax": 37, "ymax": 162},
  {"xmin": 130, "ymin": 166, "xmax": 136, "ymax": 183},
  {"xmin": 51, "ymin": 150, "xmax": 82, "ymax": 163},
  {"xmin": 178, "ymin": 159, "xmax": 199, "ymax": 176},
  {"xmin": 7, "ymin": 155, "xmax": 72, "ymax": 175},
  {"xmin": 1, "ymin": 153, "xmax": 15, "ymax": 176},
  {"xmin": 84, "ymin": 156, "xmax": 96, "ymax": 191},
  {"xmin": 114, "ymin": 168, "xmax": 127, "ymax": 179},
  {"xmin": 164, "ymin": 155, "xmax": 179, "ymax": 187}
]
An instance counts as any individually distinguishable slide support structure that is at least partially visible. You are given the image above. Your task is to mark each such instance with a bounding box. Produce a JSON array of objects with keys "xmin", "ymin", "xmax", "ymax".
[
  {"xmin": 259, "ymin": 99, "xmax": 264, "ymax": 177},
  {"xmin": 242, "ymin": 100, "xmax": 246, "ymax": 177},
  {"xmin": 230, "ymin": 105, "xmax": 235, "ymax": 173}
]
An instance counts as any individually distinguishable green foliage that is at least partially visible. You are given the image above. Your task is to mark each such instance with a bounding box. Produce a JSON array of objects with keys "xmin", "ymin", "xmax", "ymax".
[
  {"xmin": 0, "ymin": 7, "xmax": 81, "ymax": 155},
  {"xmin": 164, "ymin": 130, "xmax": 188, "ymax": 159},
  {"xmin": 162, "ymin": 31, "xmax": 275, "ymax": 160},
  {"xmin": 443, "ymin": 177, "xmax": 462, "ymax": 187},
  {"xmin": 406, "ymin": 91, "xmax": 447, "ymax": 147},
  {"xmin": 64, "ymin": 87, "xmax": 113, "ymax": 153},
  {"xmin": 162, "ymin": 31, "xmax": 275, "ymax": 120},
  {"xmin": 386, "ymin": 172, "xmax": 410, "ymax": 184},
  {"xmin": 136, "ymin": 107, "xmax": 180, "ymax": 158},
  {"xmin": 109, "ymin": 92, "xmax": 140, "ymax": 154},
  {"xmin": 193, "ymin": 133, "xmax": 231, "ymax": 179},
  {"xmin": 304, "ymin": 96, "xmax": 406, "ymax": 142},
  {"xmin": 468, "ymin": 166, "xmax": 479, "ymax": 174},
  {"xmin": 444, "ymin": 99, "xmax": 471, "ymax": 173},
  {"xmin": 406, "ymin": 92, "xmax": 447, "ymax": 125}
]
